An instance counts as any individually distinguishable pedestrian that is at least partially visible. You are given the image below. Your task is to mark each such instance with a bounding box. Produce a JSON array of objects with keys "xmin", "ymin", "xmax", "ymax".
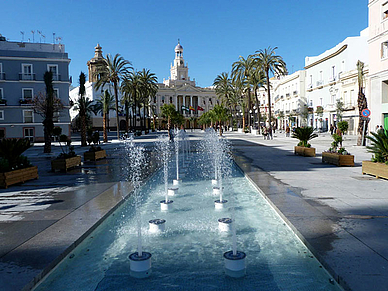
[
  {"xmin": 378, "ymin": 125, "xmax": 384, "ymax": 135},
  {"xmin": 263, "ymin": 127, "xmax": 268, "ymax": 140},
  {"xmin": 376, "ymin": 125, "xmax": 380, "ymax": 132},
  {"xmin": 330, "ymin": 124, "xmax": 334, "ymax": 135},
  {"xmin": 286, "ymin": 126, "xmax": 290, "ymax": 137}
]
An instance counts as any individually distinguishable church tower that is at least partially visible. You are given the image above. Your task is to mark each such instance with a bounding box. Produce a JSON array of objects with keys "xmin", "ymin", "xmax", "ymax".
[
  {"xmin": 164, "ymin": 40, "xmax": 195, "ymax": 87},
  {"xmin": 87, "ymin": 43, "xmax": 105, "ymax": 83}
]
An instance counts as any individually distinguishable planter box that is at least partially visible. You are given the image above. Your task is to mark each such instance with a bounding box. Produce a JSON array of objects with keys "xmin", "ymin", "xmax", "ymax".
[
  {"xmin": 362, "ymin": 161, "xmax": 388, "ymax": 180},
  {"xmin": 51, "ymin": 156, "xmax": 81, "ymax": 172},
  {"xmin": 322, "ymin": 152, "xmax": 354, "ymax": 166},
  {"xmin": 0, "ymin": 166, "xmax": 38, "ymax": 188},
  {"xmin": 237, "ymin": 128, "xmax": 243, "ymax": 133},
  {"xmin": 294, "ymin": 146, "xmax": 316, "ymax": 157},
  {"xmin": 84, "ymin": 150, "xmax": 107, "ymax": 161}
]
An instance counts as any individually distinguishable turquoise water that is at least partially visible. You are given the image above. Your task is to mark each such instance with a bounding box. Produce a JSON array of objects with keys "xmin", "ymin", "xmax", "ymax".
[{"xmin": 35, "ymin": 154, "xmax": 341, "ymax": 291}]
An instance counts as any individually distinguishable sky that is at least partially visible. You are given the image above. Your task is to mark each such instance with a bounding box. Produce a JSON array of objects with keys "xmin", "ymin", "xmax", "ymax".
[{"xmin": 1, "ymin": 0, "xmax": 368, "ymax": 88}]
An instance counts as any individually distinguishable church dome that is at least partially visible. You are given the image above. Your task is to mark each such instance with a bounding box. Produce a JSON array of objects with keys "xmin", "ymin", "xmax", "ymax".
[{"xmin": 175, "ymin": 42, "xmax": 183, "ymax": 51}]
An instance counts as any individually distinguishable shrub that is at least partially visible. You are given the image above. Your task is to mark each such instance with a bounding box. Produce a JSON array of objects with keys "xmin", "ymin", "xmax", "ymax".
[
  {"xmin": 366, "ymin": 129, "xmax": 388, "ymax": 164},
  {"xmin": 291, "ymin": 127, "xmax": 317, "ymax": 147},
  {"xmin": 0, "ymin": 138, "xmax": 32, "ymax": 172},
  {"xmin": 337, "ymin": 121, "xmax": 349, "ymax": 134},
  {"xmin": 53, "ymin": 128, "xmax": 76, "ymax": 159}
]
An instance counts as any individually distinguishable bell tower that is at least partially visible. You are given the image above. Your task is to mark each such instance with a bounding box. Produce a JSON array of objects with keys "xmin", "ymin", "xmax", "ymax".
[
  {"xmin": 170, "ymin": 40, "xmax": 189, "ymax": 81},
  {"xmin": 87, "ymin": 43, "xmax": 105, "ymax": 83}
]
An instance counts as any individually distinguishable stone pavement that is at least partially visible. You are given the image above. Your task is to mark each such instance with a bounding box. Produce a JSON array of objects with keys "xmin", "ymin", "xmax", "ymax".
[
  {"xmin": 0, "ymin": 130, "xmax": 387, "ymax": 290},
  {"xmin": 226, "ymin": 130, "xmax": 388, "ymax": 291}
]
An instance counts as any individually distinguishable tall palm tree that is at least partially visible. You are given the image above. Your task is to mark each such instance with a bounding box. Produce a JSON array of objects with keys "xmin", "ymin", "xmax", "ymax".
[
  {"xmin": 213, "ymin": 72, "xmax": 233, "ymax": 105},
  {"xmin": 356, "ymin": 60, "xmax": 368, "ymax": 146},
  {"xmin": 248, "ymin": 68, "xmax": 266, "ymax": 133},
  {"xmin": 232, "ymin": 55, "xmax": 255, "ymax": 127},
  {"xmin": 231, "ymin": 78, "xmax": 246, "ymax": 130},
  {"xmin": 95, "ymin": 90, "xmax": 115, "ymax": 142},
  {"xmin": 253, "ymin": 47, "xmax": 287, "ymax": 139},
  {"xmin": 74, "ymin": 72, "xmax": 94, "ymax": 146},
  {"xmin": 139, "ymin": 69, "xmax": 158, "ymax": 131},
  {"xmin": 121, "ymin": 71, "xmax": 141, "ymax": 132},
  {"xmin": 213, "ymin": 104, "xmax": 229, "ymax": 136},
  {"xmin": 94, "ymin": 54, "xmax": 132, "ymax": 140},
  {"xmin": 161, "ymin": 103, "xmax": 177, "ymax": 138}
]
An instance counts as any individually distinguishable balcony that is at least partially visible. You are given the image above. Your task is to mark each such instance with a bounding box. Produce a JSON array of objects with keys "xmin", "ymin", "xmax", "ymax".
[
  {"xmin": 316, "ymin": 80, "xmax": 323, "ymax": 88},
  {"xmin": 52, "ymin": 74, "xmax": 62, "ymax": 81},
  {"xmin": 328, "ymin": 76, "xmax": 336, "ymax": 83},
  {"xmin": 293, "ymin": 90, "xmax": 298, "ymax": 95},
  {"xmin": 19, "ymin": 98, "xmax": 33, "ymax": 105},
  {"xmin": 286, "ymin": 93, "xmax": 290, "ymax": 99},
  {"xmin": 0, "ymin": 73, "xmax": 5, "ymax": 80},
  {"xmin": 19, "ymin": 73, "xmax": 36, "ymax": 81},
  {"xmin": 0, "ymin": 99, "xmax": 7, "ymax": 106}
]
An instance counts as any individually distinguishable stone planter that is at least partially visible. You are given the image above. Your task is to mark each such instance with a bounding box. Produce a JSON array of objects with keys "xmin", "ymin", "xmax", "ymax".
[
  {"xmin": 84, "ymin": 150, "xmax": 107, "ymax": 161},
  {"xmin": 322, "ymin": 152, "xmax": 354, "ymax": 166},
  {"xmin": 0, "ymin": 166, "xmax": 38, "ymax": 188},
  {"xmin": 51, "ymin": 156, "xmax": 81, "ymax": 172},
  {"xmin": 362, "ymin": 161, "xmax": 388, "ymax": 180},
  {"xmin": 294, "ymin": 146, "xmax": 316, "ymax": 157}
]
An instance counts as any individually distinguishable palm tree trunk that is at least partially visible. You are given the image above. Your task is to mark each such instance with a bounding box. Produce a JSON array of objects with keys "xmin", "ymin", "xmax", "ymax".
[
  {"xmin": 81, "ymin": 114, "xmax": 87, "ymax": 146},
  {"xmin": 266, "ymin": 70, "xmax": 273, "ymax": 139},
  {"xmin": 125, "ymin": 100, "xmax": 129, "ymax": 133},
  {"xmin": 242, "ymin": 115, "xmax": 245, "ymax": 130},
  {"xmin": 254, "ymin": 88, "xmax": 260, "ymax": 133},
  {"xmin": 357, "ymin": 89, "xmax": 368, "ymax": 146},
  {"xmin": 103, "ymin": 113, "xmax": 107, "ymax": 142},
  {"xmin": 114, "ymin": 82, "xmax": 120, "ymax": 140},
  {"xmin": 43, "ymin": 120, "xmax": 52, "ymax": 153}
]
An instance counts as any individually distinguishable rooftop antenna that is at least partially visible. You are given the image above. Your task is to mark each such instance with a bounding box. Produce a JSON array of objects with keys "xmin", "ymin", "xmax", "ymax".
[
  {"xmin": 42, "ymin": 34, "xmax": 46, "ymax": 43},
  {"xmin": 53, "ymin": 33, "xmax": 56, "ymax": 44},
  {"xmin": 31, "ymin": 30, "xmax": 35, "ymax": 42},
  {"xmin": 20, "ymin": 31, "xmax": 24, "ymax": 42},
  {"xmin": 37, "ymin": 30, "xmax": 42, "ymax": 43}
]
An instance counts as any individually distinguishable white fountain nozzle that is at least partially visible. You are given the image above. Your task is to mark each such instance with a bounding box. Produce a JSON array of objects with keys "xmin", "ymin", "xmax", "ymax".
[
  {"xmin": 129, "ymin": 251, "xmax": 152, "ymax": 278},
  {"xmin": 160, "ymin": 200, "xmax": 173, "ymax": 211},
  {"xmin": 214, "ymin": 199, "xmax": 228, "ymax": 210},
  {"xmin": 149, "ymin": 219, "xmax": 166, "ymax": 233},
  {"xmin": 218, "ymin": 217, "xmax": 233, "ymax": 232},
  {"xmin": 173, "ymin": 179, "xmax": 181, "ymax": 185},
  {"xmin": 224, "ymin": 250, "xmax": 246, "ymax": 278},
  {"xmin": 168, "ymin": 187, "xmax": 179, "ymax": 196}
]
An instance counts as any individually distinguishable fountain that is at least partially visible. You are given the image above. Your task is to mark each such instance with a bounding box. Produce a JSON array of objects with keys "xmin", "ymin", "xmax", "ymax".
[
  {"xmin": 124, "ymin": 139, "xmax": 152, "ymax": 278},
  {"xmin": 173, "ymin": 131, "xmax": 182, "ymax": 186},
  {"xmin": 33, "ymin": 131, "xmax": 342, "ymax": 291},
  {"xmin": 157, "ymin": 135, "xmax": 173, "ymax": 211}
]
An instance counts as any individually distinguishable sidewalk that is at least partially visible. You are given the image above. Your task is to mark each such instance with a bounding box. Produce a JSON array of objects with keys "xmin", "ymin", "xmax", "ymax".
[{"xmin": 225, "ymin": 131, "xmax": 388, "ymax": 291}]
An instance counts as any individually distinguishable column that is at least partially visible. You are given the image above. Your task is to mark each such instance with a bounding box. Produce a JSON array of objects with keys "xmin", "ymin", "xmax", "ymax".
[{"xmin": 190, "ymin": 96, "xmax": 193, "ymax": 116}]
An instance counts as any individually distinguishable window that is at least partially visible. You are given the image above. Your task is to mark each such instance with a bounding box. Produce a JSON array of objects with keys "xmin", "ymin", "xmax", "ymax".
[
  {"xmin": 48, "ymin": 64, "xmax": 59, "ymax": 80},
  {"xmin": 0, "ymin": 110, "xmax": 3, "ymax": 120},
  {"xmin": 382, "ymin": 1, "xmax": 388, "ymax": 20},
  {"xmin": 22, "ymin": 88, "xmax": 33, "ymax": 100},
  {"xmin": 331, "ymin": 66, "xmax": 336, "ymax": 80},
  {"xmin": 24, "ymin": 128, "xmax": 34, "ymax": 142},
  {"xmin": 54, "ymin": 88, "xmax": 59, "ymax": 98},
  {"xmin": 23, "ymin": 110, "xmax": 33, "ymax": 123},
  {"xmin": 382, "ymin": 41, "xmax": 388, "ymax": 59},
  {"xmin": 53, "ymin": 111, "xmax": 60, "ymax": 122},
  {"xmin": 21, "ymin": 64, "xmax": 33, "ymax": 80},
  {"xmin": 0, "ymin": 63, "xmax": 3, "ymax": 80},
  {"xmin": 170, "ymin": 96, "xmax": 173, "ymax": 103},
  {"xmin": 0, "ymin": 88, "xmax": 3, "ymax": 99},
  {"xmin": 161, "ymin": 96, "xmax": 165, "ymax": 103},
  {"xmin": 0, "ymin": 128, "xmax": 4, "ymax": 139}
]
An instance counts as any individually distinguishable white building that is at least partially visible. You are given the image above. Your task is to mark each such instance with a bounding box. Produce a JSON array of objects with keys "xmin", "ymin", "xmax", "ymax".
[
  {"xmin": 273, "ymin": 70, "xmax": 306, "ymax": 129},
  {"xmin": 305, "ymin": 28, "xmax": 369, "ymax": 132},
  {"xmin": 368, "ymin": 0, "xmax": 388, "ymax": 130}
]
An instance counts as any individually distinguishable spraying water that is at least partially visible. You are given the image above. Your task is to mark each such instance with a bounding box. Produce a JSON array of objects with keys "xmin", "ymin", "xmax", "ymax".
[
  {"xmin": 124, "ymin": 138, "xmax": 146, "ymax": 257},
  {"xmin": 156, "ymin": 135, "xmax": 172, "ymax": 203}
]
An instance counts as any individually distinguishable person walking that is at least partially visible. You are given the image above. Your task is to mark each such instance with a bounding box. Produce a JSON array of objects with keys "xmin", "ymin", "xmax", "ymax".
[
  {"xmin": 330, "ymin": 124, "xmax": 334, "ymax": 135},
  {"xmin": 286, "ymin": 126, "xmax": 290, "ymax": 137}
]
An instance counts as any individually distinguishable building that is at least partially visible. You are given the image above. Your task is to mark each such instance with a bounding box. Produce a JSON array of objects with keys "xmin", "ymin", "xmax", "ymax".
[
  {"xmin": 368, "ymin": 0, "xmax": 388, "ymax": 130},
  {"xmin": 305, "ymin": 28, "xmax": 368, "ymax": 132},
  {"xmin": 273, "ymin": 70, "xmax": 306, "ymax": 129},
  {"xmin": 155, "ymin": 41, "xmax": 217, "ymax": 128},
  {"xmin": 0, "ymin": 35, "xmax": 71, "ymax": 141}
]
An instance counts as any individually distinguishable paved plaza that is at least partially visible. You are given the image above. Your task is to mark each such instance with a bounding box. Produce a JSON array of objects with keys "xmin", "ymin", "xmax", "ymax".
[{"xmin": 0, "ymin": 131, "xmax": 387, "ymax": 290}]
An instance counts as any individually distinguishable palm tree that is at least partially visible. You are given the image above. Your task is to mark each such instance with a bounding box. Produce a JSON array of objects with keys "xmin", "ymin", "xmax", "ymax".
[
  {"xmin": 232, "ymin": 55, "xmax": 255, "ymax": 128},
  {"xmin": 248, "ymin": 68, "xmax": 266, "ymax": 133},
  {"xmin": 291, "ymin": 127, "xmax": 318, "ymax": 147},
  {"xmin": 94, "ymin": 54, "xmax": 132, "ymax": 140},
  {"xmin": 213, "ymin": 72, "xmax": 233, "ymax": 105},
  {"xmin": 121, "ymin": 71, "xmax": 141, "ymax": 132},
  {"xmin": 139, "ymin": 69, "xmax": 158, "ymax": 131},
  {"xmin": 213, "ymin": 104, "xmax": 229, "ymax": 136},
  {"xmin": 161, "ymin": 103, "xmax": 177, "ymax": 138},
  {"xmin": 74, "ymin": 72, "xmax": 94, "ymax": 146},
  {"xmin": 253, "ymin": 47, "xmax": 287, "ymax": 139},
  {"xmin": 95, "ymin": 90, "xmax": 115, "ymax": 142},
  {"xmin": 356, "ymin": 60, "xmax": 368, "ymax": 146}
]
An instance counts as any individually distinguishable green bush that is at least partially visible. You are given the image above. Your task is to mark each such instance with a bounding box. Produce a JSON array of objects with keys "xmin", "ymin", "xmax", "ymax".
[
  {"xmin": 366, "ymin": 129, "xmax": 388, "ymax": 164},
  {"xmin": 337, "ymin": 121, "xmax": 349, "ymax": 133},
  {"xmin": 291, "ymin": 127, "xmax": 318, "ymax": 147},
  {"xmin": 0, "ymin": 138, "xmax": 32, "ymax": 172}
]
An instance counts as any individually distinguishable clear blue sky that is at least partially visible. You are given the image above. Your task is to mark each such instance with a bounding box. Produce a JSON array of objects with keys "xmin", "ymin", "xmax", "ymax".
[{"xmin": 1, "ymin": 0, "xmax": 368, "ymax": 87}]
